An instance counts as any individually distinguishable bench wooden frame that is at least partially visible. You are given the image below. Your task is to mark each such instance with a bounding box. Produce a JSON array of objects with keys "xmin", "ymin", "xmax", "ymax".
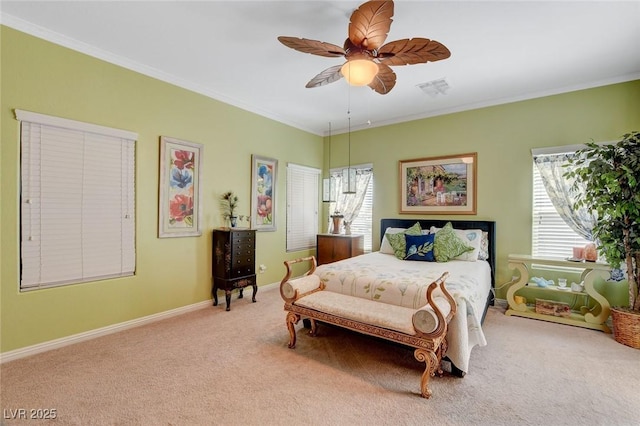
[{"xmin": 279, "ymin": 256, "xmax": 457, "ymax": 399}]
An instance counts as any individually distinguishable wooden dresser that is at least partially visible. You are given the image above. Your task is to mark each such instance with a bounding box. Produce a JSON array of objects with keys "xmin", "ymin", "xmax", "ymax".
[
  {"xmin": 212, "ymin": 228, "xmax": 257, "ymax": 311},
  {"xmin": 316, "ymin": 234, "xmax": 364, "ymax": 265}
]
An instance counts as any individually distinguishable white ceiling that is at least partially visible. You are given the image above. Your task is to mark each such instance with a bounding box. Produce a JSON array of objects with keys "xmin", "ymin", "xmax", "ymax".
[{"xmin": 2, "ymin": 1, "xmax": 639, "ymax": 136}]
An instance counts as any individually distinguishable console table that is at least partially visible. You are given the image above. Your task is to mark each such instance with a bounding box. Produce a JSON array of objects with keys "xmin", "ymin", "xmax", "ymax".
[{"xmin": 505, "ymin": 254, "xmax": 611, "ymax": 332}]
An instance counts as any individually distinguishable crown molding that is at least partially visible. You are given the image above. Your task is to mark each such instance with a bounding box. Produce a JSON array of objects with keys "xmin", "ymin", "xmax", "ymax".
[{"xmin": 0, "ymin": 13, "xmax": 320, "ymax": 135}]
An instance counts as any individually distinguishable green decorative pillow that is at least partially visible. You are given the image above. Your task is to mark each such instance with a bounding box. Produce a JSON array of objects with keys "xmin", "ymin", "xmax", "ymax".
[
  {"xmin": 385, "ymin": 222, "xmax": 422, "ymax": 259},
  {"xmin": 433, "ymin": 222, "xmax": 474, "ymax": 262}
]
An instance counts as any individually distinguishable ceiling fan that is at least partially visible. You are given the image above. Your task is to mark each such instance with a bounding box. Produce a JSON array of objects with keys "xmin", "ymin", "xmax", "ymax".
[{"xmin": 278, "ymin": 0, "xmax": 451, "ymax": 95}]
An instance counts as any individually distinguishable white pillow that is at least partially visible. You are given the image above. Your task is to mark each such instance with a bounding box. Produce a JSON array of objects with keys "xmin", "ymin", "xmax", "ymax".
[
  {"xmin": 379, "ymin": 227, "xmax": 406, "ymax": 254},
  {"xmin": 430, "ymin": 226, "xmax": 482, "ymax": 261}
]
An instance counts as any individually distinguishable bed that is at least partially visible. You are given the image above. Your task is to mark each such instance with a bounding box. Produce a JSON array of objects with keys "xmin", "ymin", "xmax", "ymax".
[{"xmin": 313, "ymin": 218, "xmax": 496, "ymax": 375}]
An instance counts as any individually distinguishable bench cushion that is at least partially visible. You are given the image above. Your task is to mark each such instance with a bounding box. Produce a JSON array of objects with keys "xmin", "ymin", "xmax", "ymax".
[{"xmin": 294, "ymin": 291, "xmax": 451, "ymax": 335}]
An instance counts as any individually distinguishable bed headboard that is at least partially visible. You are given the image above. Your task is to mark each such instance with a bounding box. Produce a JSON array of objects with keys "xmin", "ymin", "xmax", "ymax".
[{"xmin": 380, "ymin": 218, "xmax": 497, "ymax": 287}]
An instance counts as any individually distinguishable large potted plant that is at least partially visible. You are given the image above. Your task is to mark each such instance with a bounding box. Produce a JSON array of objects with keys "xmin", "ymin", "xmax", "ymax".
[{"xmin": 566, "ymin": 131, "xmax": 639, "ymax": 348}]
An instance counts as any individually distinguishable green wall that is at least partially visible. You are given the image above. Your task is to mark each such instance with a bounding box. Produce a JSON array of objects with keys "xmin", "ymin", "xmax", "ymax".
[
  {"xmin": 2, "ymin": 25, "xmax": 639, "ymax": 354},
  {"xmin": 323, "ymin": 80, "xmax": 640, "ymax": 297},
  {"xmin": 1, "ymin": 27, "xmax": 321, "ymax": 352}
]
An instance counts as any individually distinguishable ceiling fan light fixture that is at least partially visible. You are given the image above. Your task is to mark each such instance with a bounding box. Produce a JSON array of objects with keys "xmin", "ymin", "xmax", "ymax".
[
  {"xmin": 340, "ymin": 59, "xmax": 378, "ymax": 86},
  {"xmin": 278, "ymin": 0, "xmax": 450, "ymax": 94}
]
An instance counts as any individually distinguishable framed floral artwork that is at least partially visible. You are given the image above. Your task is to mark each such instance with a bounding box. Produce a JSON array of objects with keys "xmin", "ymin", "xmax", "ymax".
[
  {"xmin": 399, "ymin": 152, "xmax": 477, "ymax": 214},
  {"xmin": 251, "ymin": 155, "xmax": 277, "ymax": 231},
  {"xmin": 158, "ymin": 136, "xmax": 203, "ymax": 237}
]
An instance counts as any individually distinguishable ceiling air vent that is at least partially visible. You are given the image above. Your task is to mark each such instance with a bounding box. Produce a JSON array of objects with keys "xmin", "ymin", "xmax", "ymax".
[{"xmin": 417, "ymin": 78, "xmax": 450, "ymax": 97}]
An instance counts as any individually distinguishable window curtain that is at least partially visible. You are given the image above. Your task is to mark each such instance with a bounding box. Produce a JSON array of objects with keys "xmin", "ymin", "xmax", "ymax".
[
  {"xmin": 533, "ymin": 152, "xmax": 595, "ymax": 241},
  {"xmin": 328, "ymin": 168, "xmax": 372, "ymax": 233}
]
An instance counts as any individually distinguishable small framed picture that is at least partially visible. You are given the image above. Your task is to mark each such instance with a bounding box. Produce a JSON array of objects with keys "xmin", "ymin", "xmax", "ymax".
[
  {"xmin": 251, "ymin": 155, "xmax": 277, "ymax": 231},
  {"xmin": 158, "ymin": 136, "xmax": 203, "ymax": 237}
]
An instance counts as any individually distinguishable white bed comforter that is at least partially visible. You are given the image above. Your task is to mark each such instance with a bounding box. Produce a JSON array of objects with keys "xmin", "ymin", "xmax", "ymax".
[{"xmin": 313, "ymin": 252, "xmax": 490, "ymax": 373}]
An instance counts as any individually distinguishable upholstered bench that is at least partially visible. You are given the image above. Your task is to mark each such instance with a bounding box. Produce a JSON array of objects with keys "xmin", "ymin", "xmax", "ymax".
[{"xmin": 279, "ymin": 256, "xmax": 456, "ymax": 399}]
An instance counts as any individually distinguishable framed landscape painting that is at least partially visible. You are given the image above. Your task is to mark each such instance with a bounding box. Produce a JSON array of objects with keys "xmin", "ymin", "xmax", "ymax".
[
  {"xmin": 158, "ymin": 136, "xmax": 203, "ymax": 238},
  {"xmin": 399, "ymin": 152, "xmax": 477, "ymax": 214},
  {"xmin": 251, "ymin": 155, "xmax": 277, "ymax": 231}
]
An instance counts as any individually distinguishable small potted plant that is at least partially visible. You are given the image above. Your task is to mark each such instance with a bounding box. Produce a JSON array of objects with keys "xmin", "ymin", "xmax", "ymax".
[
  {"xmin": 566, "ymin": 131, "xmax": 639, "ymax": 348},
  {"xmin": 220, "ymin": 191, "xmax": 239, "ymax": 227}
]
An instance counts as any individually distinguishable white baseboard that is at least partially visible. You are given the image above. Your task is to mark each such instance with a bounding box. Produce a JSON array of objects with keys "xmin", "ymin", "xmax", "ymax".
[
  {"xmin": 260, "ymin": 281, "xmax": 279, "ymax": 290},
  {"xmin": 0, "ymin": 300, "xmax": 212, "ymax": 364}
]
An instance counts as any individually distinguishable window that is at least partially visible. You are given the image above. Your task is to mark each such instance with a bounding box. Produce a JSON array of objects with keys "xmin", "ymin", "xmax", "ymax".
[
  {"xmin": 286, "ymin": 163, "xmax": 320, "ymax": 252},
  {"xmin": 328, "ymin": 165, "xmax": 373, "ymax": 252},
  {"xmin": 349, "ymin": 176, "xmax": 373, "ymax": 252},
  {"xmin": 532, "ymin": 163, "xmax": 590, "ymax": 258},
  {"xmin": 17, "ymin": 110, "xmax": 137, "ymax": 290}
]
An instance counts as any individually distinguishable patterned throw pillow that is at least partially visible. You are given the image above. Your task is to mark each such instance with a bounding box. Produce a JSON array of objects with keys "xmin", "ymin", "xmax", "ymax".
[
  {"xmin": 453, "ymin": 229, "xmax": 483, "ymax": 261},
  {"xmin": 385, "ymin": 222, "xmax": 422, "ymax": 259},
  {"xmin": 404, "ymin": 233, "xmax": 435, "ymax": 261},
  {"xmin": 478, "ymin": 231, "xmax": 489, "ymax": 261},
  {"xmin": 380, "ymin": 227, "xmax": 409, "ymax": 254},
  {"xmin": 433, "ymin": 222, "xmax": 474, "ymax": 262},
  {"xmin": 430, "ymin": 225, "xmax": 483, "ymax": 261}
]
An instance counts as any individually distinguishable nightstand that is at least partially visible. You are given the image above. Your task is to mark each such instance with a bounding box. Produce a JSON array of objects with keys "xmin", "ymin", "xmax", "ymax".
[{"xmin": 316, "ymin": 234, "xmax": 364, "ymax": 265}]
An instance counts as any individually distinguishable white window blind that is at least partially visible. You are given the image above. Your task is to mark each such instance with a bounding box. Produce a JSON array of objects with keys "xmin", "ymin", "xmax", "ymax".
[
  {"xmin": 286, "ymin": 163, "xmax": 320, "ymax": 252},
  {"xmin": 532, "ymin": 164, "xmax": 590, "ymax": 258},
  {"xmin": 17, "ymin": 110, "xmax": 137, "ymax": 290}
]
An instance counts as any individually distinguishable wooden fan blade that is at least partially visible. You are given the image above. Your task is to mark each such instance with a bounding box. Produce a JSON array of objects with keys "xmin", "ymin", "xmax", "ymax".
[
  {"xmin": 378, "ymin": 38, "xmax": 451, "ymax": 66},
  {"xmin": 348, "ymin": 0, "xmax": 394, "ymax": 50},
  {"xmin": 305, "ymin": 64, "xmax": 344, "ymax": 88},
  {"xmin": 278, "ymin": 36, "xmax": 345, "ymax": 58},
  {"xmin": 368, "ymin": 63, "xmax": 396, "ymax": 94}
]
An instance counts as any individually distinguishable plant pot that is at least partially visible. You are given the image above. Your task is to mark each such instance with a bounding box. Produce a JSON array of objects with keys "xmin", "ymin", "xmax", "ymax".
[{"xmin": 611, "ymin": 307, "xmax": 640, "ymax": 349}]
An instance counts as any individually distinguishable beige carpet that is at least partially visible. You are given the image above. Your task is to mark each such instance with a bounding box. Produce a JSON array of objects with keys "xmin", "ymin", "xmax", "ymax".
[{"xmin": 1, "ymin": 284, "xmax": 638, "ymax": 425}]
